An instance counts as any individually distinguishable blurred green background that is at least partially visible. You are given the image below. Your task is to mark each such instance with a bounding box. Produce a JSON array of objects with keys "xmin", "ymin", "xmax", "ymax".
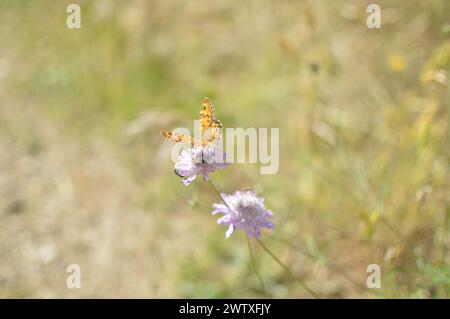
[{"xmin": 0, "ymin": 0, "xmax": 449, "ymax": 298}]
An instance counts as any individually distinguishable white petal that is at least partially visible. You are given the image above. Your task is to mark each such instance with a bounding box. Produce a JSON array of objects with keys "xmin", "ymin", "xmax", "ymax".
[{"xmin": 225, "ymin": 225, "xmax": 234, "ymax": 238}]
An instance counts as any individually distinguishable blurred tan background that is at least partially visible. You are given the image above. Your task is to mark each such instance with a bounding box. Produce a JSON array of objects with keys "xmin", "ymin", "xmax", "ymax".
[{"xmin": 0, "ymin": 0, "xmax": 449, "ymax": 298}]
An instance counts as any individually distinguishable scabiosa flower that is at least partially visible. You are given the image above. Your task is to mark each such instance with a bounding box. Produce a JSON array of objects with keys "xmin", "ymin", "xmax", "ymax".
[
  {"xmin": 174, "ymin": 146, "xmax": 229, "ymax": 185},
  {"xmin": 212, "ymin": 190, "xmax": 274, "ymax": 239}
]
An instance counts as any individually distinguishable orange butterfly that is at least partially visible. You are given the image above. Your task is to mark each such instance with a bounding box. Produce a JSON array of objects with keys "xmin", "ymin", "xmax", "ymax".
[{"xmin": 161, "ymin": 97, "xmax": 222, "ymax": 146}]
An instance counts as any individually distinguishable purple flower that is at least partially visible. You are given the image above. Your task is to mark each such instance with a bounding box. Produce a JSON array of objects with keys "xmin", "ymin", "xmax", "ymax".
[
  {"xmin": 212, "ymin": 190, "xmax": 274, "ymax": 239},
  {"xmin": 174, "ymin": 146, "xmax": 229, "ymax": 185}
]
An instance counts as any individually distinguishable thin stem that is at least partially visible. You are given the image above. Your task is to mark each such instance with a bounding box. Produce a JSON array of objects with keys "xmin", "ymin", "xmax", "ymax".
[
  {"xmin": 208, "ymin": 180, "xmax": 268, "ymax": 297},
  {"xmin": 209, "ymin": 179, "xmax": 318, "ymax": 298},
  {"xmin": 256, "ymin": 239, "xmax": 321, "ymax": 299},
  {"xmin": 246, "ymin": 233, "xmax": 269, "ymax": 298},
  {"xmin": 267, "ymin": 235, "xmax": 383, "ymax": 297},
  {"xmin": 208, "ymin": 180, "xmax": 232, "ymax": 210}
]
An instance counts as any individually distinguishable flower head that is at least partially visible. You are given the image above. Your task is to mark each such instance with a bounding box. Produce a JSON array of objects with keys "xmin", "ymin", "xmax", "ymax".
[
  {"xmin": 174, "ymin": 146, "xmax": 229, "ymax": 185},
  {"xmin": 212, "ymin": 190, "xmax": 274, "ymax": 239}
]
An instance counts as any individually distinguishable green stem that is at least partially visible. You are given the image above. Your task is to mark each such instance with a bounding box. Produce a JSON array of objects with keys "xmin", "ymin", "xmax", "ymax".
[
  {"xmin": 208, "ymin": 180, "xmax": 268, "ymax": 296},
  {"xmin": 256, "ymin": 239, "xmax": 321, "ymax": 299},
  {"xmin": 267, "ymin": 236, "xmax": 383, "ymax": 297},
  {"xmin": 208, "ymin": 180, "xmax": 232, "ymax": 210},
  {"xmin": 208, "ymin": 180, "xmax": 318, "ymax": 298},
  {"xmin": 246, "ymin": 233, "xmax": 269, "ymax": 298}
]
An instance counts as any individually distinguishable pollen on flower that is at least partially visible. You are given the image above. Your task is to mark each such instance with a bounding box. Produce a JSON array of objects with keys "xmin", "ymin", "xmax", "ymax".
[{"xmin": 212, "ymin": 190, "xmax": 274, "ymax": 239}]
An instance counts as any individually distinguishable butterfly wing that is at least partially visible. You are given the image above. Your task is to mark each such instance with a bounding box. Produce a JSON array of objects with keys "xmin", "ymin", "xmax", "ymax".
[
  {"xmin": 199, "ymin": 97, "xmax": 222, "ymax": 145},
  {"xmin": 160, "ymin": 130, "xmax": 195, "ymax": 145},
  {"xmin": 160, "ymin": 98, "xmax": 222, "ymax": 146}
]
